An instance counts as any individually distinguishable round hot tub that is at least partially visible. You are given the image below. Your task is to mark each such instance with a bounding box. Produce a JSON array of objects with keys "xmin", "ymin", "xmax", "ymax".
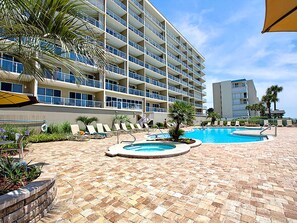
[{"xmin": 123, "ymin": 143, "xmax": 175, "ymax": 152}]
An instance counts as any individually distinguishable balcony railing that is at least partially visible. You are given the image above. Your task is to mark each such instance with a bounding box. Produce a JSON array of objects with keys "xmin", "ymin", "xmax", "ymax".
[
  {"xmin": 38, "ymin": 95, "xmax": 102, "ymax": 108},
  {"xmin": 0, "ymin": 58, "xmax": 23, "ymax": 73},
  {"xmin": 106, "ymin": 27, "xmax": 127, "ymax": 42},
  {"xmin": 106, "ymin": 101, "xmax": 142, "ymax": 110},
  {"xmin": 168, "ymin": 63, "xmax": 181, "ymax": 73},
  {"xmin": 46, "ymin": 72, "xmax": 102, "ymax": 88},
  {"xmin": 146, "ymin": 106, "xmax": 167, "ymax": 113},
  {"xmin": 167, "ymin": 41, "xmax": 181, "ymax": 55},
  {"xmin": 129, "ymin": 88, "xmax": 145, "ymax": 96},
  {"xmin": 106, "ymin": 64, "xmax": 126, "ymax": 76},
  {"xmin": 146, "ymin": 23, "xmax": 165, "ymax": 41},
  {"xmin": 168, "ymin": 85, "xmax": 183, "ymax": 94},
  {"xmin": 129, "ymin": 24, "xmax": 144, "ymax": 37},
  {"xmin": 130, "ymin": 0, "xmax": 143, "ymax": 11},
  {"xmin": 129, "ymin": 9, "xmax": 144, "ymax": 24},
  {"xmin": 146, "ymin": 92, "xmax": 166, "ymax": 101},
  {"xmin": 146, "ymin": 77, "xmax": 166, "ymax": 88},
  {"xmin": 107, "ymin": 10, "xmax": 127, "ymax": 26},
  {"xmin": 145, "ymin": 63, "xmax": 166, "ymax": 76},
  {"xmin": 145, "ymin": 10, "xmax": 165, "ymax": 30},
  {"xmin": 168, "ymin": 51, "xmax": 181, "ymax": 64},
  {"xmin": 79, "ymin": 13, "xmax": 104, "ymax": 30},
  {"xmin": 145, "ymin": 50, "xmax": 165, "ymax": 64},
  {"xmin": 105, "ymin": 82, "xmax": 127, "ymax": 93},
  {"xmin": 111, "ymin": 0, "xmax": 126, "ymax": 11},
  {"xmin": 129, "ymin": 55, "xmax": 144, "ymax": 66},
  {"xmin": 87, "ymin": 0, "xmax": 104, "ymax": 11},
  {"xmin": 129, "ymin": 72, "xmax": 144, "ymax": 81},
  {"xmin": 106, "ymin": 45, "xmax": 126, "ymax": 59},
  {"xmin": 145, "ymin": 36, "xmax": 165, "ymax": 53},
  {"xmin": 167, "ymin": 31, "xmax": 180, "ymax": 44},
  {"xmin": 129, "ymin": 40, "xmax": 144, "ymax": 52}
]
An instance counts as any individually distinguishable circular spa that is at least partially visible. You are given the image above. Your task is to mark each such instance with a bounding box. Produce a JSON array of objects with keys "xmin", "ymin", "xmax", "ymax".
[{"xmin": 106, "ymin": 141, "xmax": 201, "ymax": 158}]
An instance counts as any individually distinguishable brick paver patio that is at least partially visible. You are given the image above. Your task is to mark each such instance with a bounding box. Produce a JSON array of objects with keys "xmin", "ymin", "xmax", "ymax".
[{"xmin": 25, "ymin": 128, "xmax": 297, "ymax": 223}]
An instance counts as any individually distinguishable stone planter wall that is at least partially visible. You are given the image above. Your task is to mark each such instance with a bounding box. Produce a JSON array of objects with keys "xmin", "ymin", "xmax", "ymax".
[{"xmin": 0, "ymin": 172, "xmax": 56, "ymax": 223}]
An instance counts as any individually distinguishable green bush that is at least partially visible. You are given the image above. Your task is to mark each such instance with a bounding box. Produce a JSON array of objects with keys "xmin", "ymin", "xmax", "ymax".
[
  {"xmin": 156, "ymin": 122, "xmax": 164, "ymax": 128},
  {"xmin": 0, "ymin": 157, "xmax": 42, "ymax": 195},
  {"xmin": 47, "ymin": 122, "xmax": 71, "ymax": 134},
  {"xmin": 169, "ymin": 128, "xmax": 185, "ymax": 140},
  {"xmin": 27, "ymin": 133, "xmax": 69, "ymax": 143}
]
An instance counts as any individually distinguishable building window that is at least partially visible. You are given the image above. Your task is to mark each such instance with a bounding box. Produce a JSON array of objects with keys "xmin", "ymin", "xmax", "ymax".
[{"xmin": 1, "ymin": 82, "xmax": 23, "ymax": 93}]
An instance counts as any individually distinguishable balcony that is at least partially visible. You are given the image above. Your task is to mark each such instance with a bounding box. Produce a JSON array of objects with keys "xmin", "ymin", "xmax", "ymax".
[
  {"xmin": 129, "ymin": 40, "xmax": 144, "ymax": 52},
  {"xmin": 168, "ymin": 63, "xmax": 181, "ymax": 73},
  {"xmin": 146, "ymin": 92, "xmax": 167, "ymax": 101},
  {"xmin": 130, "ymin": 0, "xmax": 143, "ymax": 11},
  {"xmin": 145, "ymin": 64, "xmax": 166, "ymax": 76},
  {"xmin": 145, "ymin": 10, "xmax": 165, "ymax": 30},
  {"xmin": 106, "ymin": 27, "xmax": 127, "ymax": 42},
  {"xmin": 146, "ymin": 77, "xmax": 166, "ymax": 88},
  {"xmin": 38, "ymin": 95, "xmax": 102, "ymax": 108},
  {"xmin": 129, "ymin": 55, "xmax": 144, "ymax": 67},
  {"xmin": 145, "ymin": 36, "xmax": 165, "ymax": 53},
  {"xmin": 129, "ymin": 88, "xmax": 145, "ymax": 96},
  {"xmin": 105, "ymin": 82, "xmax": 127, "ymax": 93},
  {"xmin": 106, "ymin": 64, "xmax": 126, "ymax": 76},
  {"xmin": 129, "ymin": 24, "xmax": 144, "ymax": 38},
  {"xmin": 167, "ymin": 31, "xmax": 180, "ymax": 44},
  {"xmin": 107, "ymin": 10, "xmax": 127, "ymax": 26},
  {"xmin": 168, "ymin": 51, "xmax": 181, "ymax": 64},
  {"xmin": 129, "ymin": 72, "xmax": 144, "ymax": 81},
  {"xmin": 79, "ymin": 13, "xmax": 104, "ymax": 30},
  {"xmin": 146, "ymin": 106, "xmax": 167, "ymax": 113},
  {"xmin": 87, "ymin": 0, "xmax": 104, "ymax": 11},
  {"xmin": 145, "ymin": 50, "xmax": 165, "ymax": 64},
  {"xmin": 146, "ymin": 23, "xmax": 165, "ymax": 41},
  {"xmin": 129, "ymin": 9, "xmax": 144, "ymax": 24},
  {"xmin": 47, "ymin": 72, "xmax": 102, "ymax": 88},
  {"xmin": 106, "ymin": 101, "xmax": 142, "ymax": 110},
  {"xmin": 0, "ymin": 58, "xmax": 23, "ymax": 73},
  {"xmin": 111, "ymin": 0, "xmax": 126, "ymax": 11},
  {"xmin": 106, "ymin": 45, "xmax": 126, "ymax": 59},
  {"xmin": 168, "ymin": 85, "xmax": 183, "ymax": 94}
]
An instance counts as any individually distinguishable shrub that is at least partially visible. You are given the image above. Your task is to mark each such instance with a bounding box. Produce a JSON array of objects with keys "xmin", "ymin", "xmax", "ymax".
[
  {"xmin": 169, "ymin": 128, "xmax": 185, "ymax": 140},
  {"xmin": 47, "ymin": 122, "xmax": 71, "ymax": 134},
  {"xmin": 0, "ymin": 157, "xmax": 42, "ymax": 195},
  {"xmin": 27, "ymin": 133, "xmax": 69, "ymax": 143},
  {"xmin": 156, "ymin": 122, "xmax": 164, "ymax": 128}
]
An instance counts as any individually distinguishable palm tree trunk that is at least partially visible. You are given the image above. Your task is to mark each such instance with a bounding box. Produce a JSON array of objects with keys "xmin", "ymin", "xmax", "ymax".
[
  {"xmin": 274, "ymin": 102, "xmax": 277, "ymax": 111},
  {"xmin": 174, "ymin": 123, "xmax": 180, "ymax": 141}
]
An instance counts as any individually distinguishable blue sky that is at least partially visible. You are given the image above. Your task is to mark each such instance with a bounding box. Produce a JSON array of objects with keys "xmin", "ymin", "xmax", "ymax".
[{"xmin": 150, "ymin": 0, "xmax": 297, "ymax": 118}]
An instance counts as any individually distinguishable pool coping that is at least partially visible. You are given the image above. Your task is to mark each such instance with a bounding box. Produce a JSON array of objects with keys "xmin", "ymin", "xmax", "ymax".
[{"xmin": 106, "ymin": 140, "xmax": 202, "ymax": 158}]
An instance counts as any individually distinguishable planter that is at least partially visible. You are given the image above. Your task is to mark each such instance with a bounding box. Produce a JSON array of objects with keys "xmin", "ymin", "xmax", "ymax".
[{"xmin": 0, "ymin": 171, "xmax": 56, "ymax": 223}]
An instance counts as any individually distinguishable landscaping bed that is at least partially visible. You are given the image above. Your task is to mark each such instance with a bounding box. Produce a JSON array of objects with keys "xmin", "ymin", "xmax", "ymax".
[{"xmin": 155, "ymin": 138, "xmax": 196, "ymax": 144}]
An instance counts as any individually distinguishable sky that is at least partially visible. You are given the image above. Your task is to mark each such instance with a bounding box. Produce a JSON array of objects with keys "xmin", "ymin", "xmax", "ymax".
[{"xmin": 150, "ymin": 0, "xmax": 297, "ymax": 118}]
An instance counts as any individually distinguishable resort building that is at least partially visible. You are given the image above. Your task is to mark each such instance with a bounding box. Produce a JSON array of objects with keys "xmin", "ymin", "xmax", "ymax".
[
  {"xmin": 213, "ymin": 79, "xmax": 259, "ymax": 119},
  {"xmin": 0, "ymin": 0, "xmax": 206, "ymax": 125}
]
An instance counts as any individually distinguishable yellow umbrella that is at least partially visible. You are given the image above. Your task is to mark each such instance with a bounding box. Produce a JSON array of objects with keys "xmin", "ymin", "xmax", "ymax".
[
  {"xmin": 262, "ymin": 0, "xmax": 297, "ymax": 33},
  {"xmin": 0, "ymin": 91, "xmax": 38, "ymax": 108}
]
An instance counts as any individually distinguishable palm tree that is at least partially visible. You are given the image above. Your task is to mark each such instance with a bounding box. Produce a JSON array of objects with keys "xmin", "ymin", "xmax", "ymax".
[
  {"xmin": 76, "ymin": 116, "xmax": 98, "ymax": 127},
  {"xmin": 0, "ymin": 0, "xmax": 106, "ymax": 80},
  {"xmin": 245, "ymin": 104, "xmax": 252, "ymax": 117},
  {"xmin": 267, "ymin": 85, "xmax": 283, "ymax": 111},
  {"xmin": 168, "ymin": 101, "xmax": 195, "ymax": 141},
  {"xmin": 207, "ymin": 111, "xmax": 220, "ymax": 125},
  {"xmin": 262, "ymin": 94, "xmax": 273, "ymax": 118}
]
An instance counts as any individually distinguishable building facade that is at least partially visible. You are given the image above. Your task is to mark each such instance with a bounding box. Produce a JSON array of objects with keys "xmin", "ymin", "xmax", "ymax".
[
  {"xmin": 0, "ymin": 0, "xmax": 206, "ymax": 125},
  {"xmin": 213, "ymin": 79, "xmax": 259, "ymax": 119}
]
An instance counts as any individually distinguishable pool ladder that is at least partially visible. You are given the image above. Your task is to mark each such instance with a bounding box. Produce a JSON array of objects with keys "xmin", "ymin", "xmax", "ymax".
[
  {"xmin": 117, "ymin": 129, "xmax": 136, "ymax": 144},
  {"xmin": 260, "ymin": 124, "xmax": 277, "ymax": 137}
]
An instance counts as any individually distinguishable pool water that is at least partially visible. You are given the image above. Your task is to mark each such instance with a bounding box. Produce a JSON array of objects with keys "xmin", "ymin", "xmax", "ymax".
[
  {"xmin": 123, "ymin": 143, "xmax": 176, "ymax": 152},
  {"xmin": 149, "ymin": 128, "xmax": 265, "ymax": 144}
]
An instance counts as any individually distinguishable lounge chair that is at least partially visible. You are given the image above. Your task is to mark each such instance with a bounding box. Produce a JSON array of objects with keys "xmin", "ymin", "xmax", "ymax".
[
  {"xmin": 277, "ymin": 119, "xmax": 283, "ymax": 127},
  {"xmin": 86, "ymin": 125, "xmax": 105, "ymax": 138},
  {"xmin": 263, "ymin": 120, "xmax": 269, "ymax": 127},
  {"xmin": 71, "ymin": 124, "xmax": 89, "ymax": 141},
  {"xmin": 121, "ymin": 123, "xmax": 131, "ymax": 132},
  {"xmin": 0, "ymin": 133, "xmax": 24, "ymax": 160},
  {"xmin": 206, "ymin": 122, "xmax": 211, "ymax": 126},
  {"xmin": 129, "ymin": 123, "xmax": 139, "ymax": 132},
  {"xmin": 136, "ymin": 123, "xmax": 145, "ymax": 131},
  {"xmin": 114, "ymin": 123, "xmax": 121, "ymax": 131},
  {"xmin": 213, "ymin": 121, "xmax": 218, "ymax": 126},
  {"xmin": 226, "ymin": 121, "xmax": 231, "ymax": 126},
  {"xmin": 219, "ymin": 121, "xmax": 224, "ymax": 126},
  {"xmin": 97, "ymin": 123, "xmax": 112, "ymax": 137},
  {"xmin": 235, "ymin": 121, "xmax": 240, "ymax": 126},
  {"xmin": 286, "ymin": 119, "xmax": 293, "ymax": 127},
  {"xmin": 103, "ymin": 124, "xmax": 116, "ymax": 135},
  {"xmin": 144, "ymin": 123, "xmax": 150, "ymax": 132}
]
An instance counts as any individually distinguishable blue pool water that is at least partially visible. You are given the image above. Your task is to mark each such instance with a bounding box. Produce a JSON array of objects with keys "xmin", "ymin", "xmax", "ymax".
[
  {"xmin": 149, "ymin": 128, "xmax": 265, "ymax": 144},
  {"xmin": 123, "ymin": 143, "xmax": 176, "ymax": 152}
]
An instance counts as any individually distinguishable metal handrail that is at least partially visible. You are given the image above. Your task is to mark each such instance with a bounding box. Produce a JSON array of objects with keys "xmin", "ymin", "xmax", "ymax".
[
  {"xmin": 260, "ymin": 124, "xmax": 271, "ymax": 135},
  {"xmin": 116, "ymin": 129, "xmax": 136, "ymax": 144}
]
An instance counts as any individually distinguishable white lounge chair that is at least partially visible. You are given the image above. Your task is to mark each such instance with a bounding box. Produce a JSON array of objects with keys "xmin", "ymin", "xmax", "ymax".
[
  {"xmin": 86, "ymin": 125, "xmax": 105, "ymax": 138},
  {"xmin": 71, "ymin": 124, "xmax": 88, "ymax": 141},
  {"xmin": 219, "ymin": 121, "xmax": 224, "ymax": 126},
  {"xmin": 235, "ymin": 121, "xmax": 240, "ymax": 126},
  {"xmin": 263, "ymin": 120, "xmax": 269, "ymax": 127},
  {"xmin": 103, "ymin": 124, "xmax": 116, "ymax": 135},
  {"xmin": 206, "ymin": 122, "xmax": 211, "ymax": 126},
  {"xmin": 129, "ymin": 123, "xmax": 139, "ymax": 132},
  {"xmin": 136, "ymin": 123, "xmax": 145, "ymax": 131},
  {"xmin": 97, "ymin": 123, "xmax": 112, "ymax": 137},
  {"xmin": 121, "ymin": 123, "xmax": 131, "ymax": 132},
  {"xmin": 226, "ymin": 121, "xmax": 231, "ymax": 126},
  {"xmin": 277, "ymin": 119, "xmax": 283, "ymax": 127},
  {"xmin": 114, "ymin": 123, "xmax": 121, "ymax": 131},
  {"xmin": 213, "ymin": 121, "xmax": 218, "ymax": 126},
  {"xmin": 286, "ymin": 119, "xmax": 293, "ymax": 127}
]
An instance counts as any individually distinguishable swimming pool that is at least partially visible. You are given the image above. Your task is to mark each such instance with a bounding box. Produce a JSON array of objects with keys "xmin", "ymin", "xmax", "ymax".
[
  {"xmin": 148, "ymin": 128, "xmax": 265, "ymax": 144},
  {"xmin": 123, "ymin": 143, "xmax": 175, "ymax": 152}
]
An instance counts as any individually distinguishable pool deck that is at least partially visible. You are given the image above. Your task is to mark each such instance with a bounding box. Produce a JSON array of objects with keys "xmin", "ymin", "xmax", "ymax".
[{"xmin": 25, "ymin": 127, "xmax": 297, "ymax": 223}]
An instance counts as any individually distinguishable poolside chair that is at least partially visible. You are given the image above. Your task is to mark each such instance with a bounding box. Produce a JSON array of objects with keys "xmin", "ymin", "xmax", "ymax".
[
  {"xmin": 277, "ymin": 119, "xmax": 283, "ymax": 127},
  {"xmin": 219, "ymin": 121, "xmax": 224, "ymax": 126},
  {"xmin": 286, "ymin": 119, "xmax": 293, "ymax": 127},
  {"xmin": 86, "ymin": 125, "xmax": 105, "ymax": 138},
  {"xmin": 144, "ymin": 123, "xmax": 150, "ymax": 133},
  {"xmin": 136, "ymin": 123, "xmax": 145, "ymax": 131},
  {"xmin": 263, "ymin": 120, "xmax": 269, "ymax": 127},
  {"xmin": 121, "ymin": 123, "xmax": 131, "ymax": 132},
  {"xmin": 71, "ymin": 124, "xmax": 89, "ymax": 141},
  {"xmin": 213, "ymin": 121, "xmax": 218, "ymax": 126},
  {"xmin": 129, "ymin": 123, "xmax": 139, "ymax": 132},
  {"xmin": 103, "ymin": 124, "xmax": 116, "ymax": 135},
  {"xmin": 114, "ymin": 123, "xmax": 122, "ymax": 131},
  {"xmin": 235, "ymin": 121, "xmax": 240, "ymax": 126},
  {"xmin": 226, "ymin": 121, "xmax": 231, "ymax": 126},
  {"xmin": 97, "ymin": 123, "xmax": 112, "ymax": 137},
  {"xmin": 206, "ymin": 122, "xmax": 211, "ymax": 126}
]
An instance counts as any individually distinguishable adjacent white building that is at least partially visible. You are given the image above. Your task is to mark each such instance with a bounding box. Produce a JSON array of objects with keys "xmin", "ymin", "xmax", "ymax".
[{"xmin": 213, "ymin": 79, "xmax": 259, "ymax": 119}]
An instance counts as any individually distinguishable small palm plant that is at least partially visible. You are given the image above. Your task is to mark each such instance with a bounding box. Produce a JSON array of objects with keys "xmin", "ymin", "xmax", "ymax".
[
  {"xmin": 168, "ymin": 101, "xmax": 195, "ymax": 142},
  {"xmin": 76, "ymin": 116, "xmax": 98, "ymax": 127}
]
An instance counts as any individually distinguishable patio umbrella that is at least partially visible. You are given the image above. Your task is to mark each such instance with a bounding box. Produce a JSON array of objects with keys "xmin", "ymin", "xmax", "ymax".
[
  {"xmin": 262, "ymin": 0, "xmax": 297, "ymax": 33},
  {"xmin": 0, "ymin": 91, "xmax": 39, "ymax": 108}
]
